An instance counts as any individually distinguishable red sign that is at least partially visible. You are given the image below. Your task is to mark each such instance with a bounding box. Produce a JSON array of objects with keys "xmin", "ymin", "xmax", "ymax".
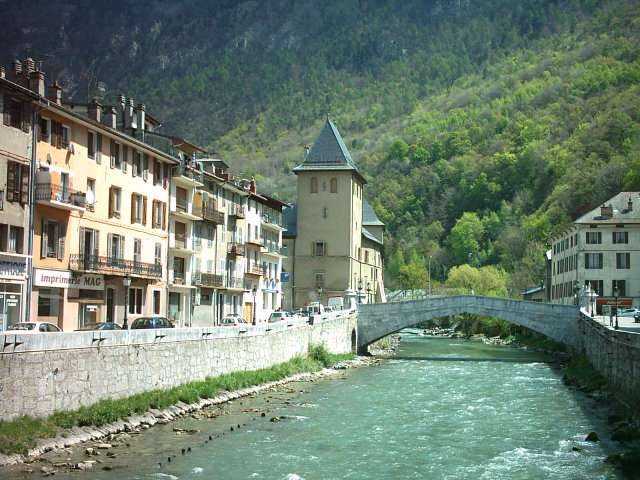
[{"xmin": 596, "ymin": 297, "xmax": 632, "ymax": 306}]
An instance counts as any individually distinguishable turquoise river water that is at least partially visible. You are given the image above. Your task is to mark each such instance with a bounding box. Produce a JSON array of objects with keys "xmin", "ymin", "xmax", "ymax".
[{"xmin": 26, "ymin": 334, "xmax": 626, "ymax": 479}]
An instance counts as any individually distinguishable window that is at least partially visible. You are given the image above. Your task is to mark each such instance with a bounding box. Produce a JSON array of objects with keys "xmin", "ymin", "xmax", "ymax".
[
  {"xmin": 133, "ymin": 151, "xmax": 143, "ymax": 177},
  {"xmin": 153, "ymin": 158, "xmax": 162, "ymax": 185},
  {"xmin": 41, "ymin": 219, "xmax": 65, "ymax": 260},
  {"xmin": 152, "ymin": 200, "xmax": 165, "ymax": 229},
  {"xmin": 39, "ymin": 117, "xmax": 51, "ymax": 142},
  {"xmin": 613, "ymin": 232, "xmax": 628, "ymax": 244},
  {"xmin": 3, "ymin": 96, "xmax": 23, "ymax": 130},
  {"xmin": 612, "ymin": 280, "xmax": 626, "ymax": 297},
  {"xmin": 130, "ymin": 193, "xmax": 146, "ymax": 224},
  {"xmin": 176, "ymin": 187, "xmax": 187, "ymax": 212},
  {"xmin": 174, "ymin": 257, "xmax": 185, "ymax": 282},
  {"xmin": 8, "ymin": 226, "xmax": 23, "ymax": 253},
  {"xmin": 314, "ymin": 241, "xmax": 326, "ymax": 256},
  {"xmin": 142, "ymin": 154, "xmax": 149, "ymax": 181},
  {"xmin": 37, "ymin": 288, "xmax": 61, "ymax": 317},
  {"xmin": 6, "ymin": 161, "xmax": 29, "ymax": 204},
  {"xmin": 323, "ymin": 207, "xmax": 328, "ymax": 218},
  {"xmin": 108, "ymin": 234, "xmax": 124, "ymax": 261},
  {"xmin": 0, "ymin": 190, "xmax": 3, "ymax": 210},
  {"xmin": 330, "ymin": 177, "xmax": 337, "ymax": 193},
  {"xmin": 585, "ymin": 280, "xmax": 603, "ymax": 297},
  {"xmin": 315, "ymin": 272, "xmax": 325, "ymax": 288},
  {"xmin": 110, "ymin": 141, "xmax": 122, "ymax": 169},
  {"xmin": 86, "ymin": 178, "xmax": 96, "ymax": 211},
  {"xmin": 586, "ymin": 231, "xmax": 601, "ymax": 244},
  {"xmin": 153, "ymin": 290, "xmax": 161, "ymax": 315},
  {"xmin": 616, "ymin": 253, "xmax": 630, "ymax": 269},
  {"xmin": 109, "ymin": 187, "xmax": 122, "ymax": 218},
  {"xmin": 61, "ymin": 125, "xmax": 70, "ymax": 149},
  {"xmin": 584, "ymin": 253, "xmax": 603, "ymax": 269},
  {"xmin": 154, "ymin": 242, "xmax": 162, "ymax": 266},
  {"xmin": 133, "ymin": 238, "xmax": 142, "ymax": 264},
  {"xmin": 365, "ymin": 250, "xmax": 369, "ymax": 264},
  {"xmin": 310, "ymin": 177, "xmax": 318, "ymax": 194},
  {"xmin": 128, "ymin": 287, "xmax": 143, "ymax": 315}
]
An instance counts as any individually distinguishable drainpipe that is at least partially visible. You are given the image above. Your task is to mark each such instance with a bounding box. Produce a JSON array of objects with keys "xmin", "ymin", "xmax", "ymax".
[{"xmin": 25, "ymin": 105, "xmax": 40, "ymax": 322}]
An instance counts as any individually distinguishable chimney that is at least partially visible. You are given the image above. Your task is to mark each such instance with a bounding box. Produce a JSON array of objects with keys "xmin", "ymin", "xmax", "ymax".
[
  {"xmin": 104, "ymin": 106, "xmax": 117, "ymax": 129},
  {"xmin": 0, "ymin": 66, "xmax": 5, "ymax": 79},
  {"xmin": 628, "ymin": 197, "xmax": 633, "ymax": 212},
  {"xmin": 10, "ymin": 60, "xmax": 22, "ymax": 82},
  {"xmin": 600, "ymin": 204, "xmax": 613, "ymax": 217},
  {"xmin": 304, "ymin": 145, "xmax": 310, "ymax": 159},
  {"xmin": 28, "ymin": 69, "xmax": 45, "ymax": 96},
  {"xmin": 23, "ymin": 57, "xmax": 35, "ymax": 75},
  {"xmin": 88, "ymin": 97, "xmax": 102, "ymax": 122},
  {"xmin": 47, "ymin": 80, "xmax": 62, "ymax": 105},
  {"xmin": 124, "ymin": 97, "xmax": 135, "ymax": 129},
  {"xmin": 135, "ymin": 103, "xmax": 145, "ymax": 131},
  {"xmin": 250, "ymin": 177, "xmax": 257, "ymax": 194}
]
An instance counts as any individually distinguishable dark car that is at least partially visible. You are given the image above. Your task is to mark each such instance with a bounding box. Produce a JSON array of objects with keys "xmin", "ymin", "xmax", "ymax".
[
  {"xmin": 129, "ymin": 316, "xmax": 174, "ymax": 329},
  {"xmin": 75, "ymin": 322, "xmax": 122, "ymax": 331}
]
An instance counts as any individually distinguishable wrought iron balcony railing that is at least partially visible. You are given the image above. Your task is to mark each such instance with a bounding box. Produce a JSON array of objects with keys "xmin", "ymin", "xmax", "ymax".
[
  {"xmin": 35, "ymin": 183, "xmax": 86, "ymax": 208},
  {"xmin": 227, "ymin": 242, "xmax": 246, "ymax": 256},
  {"xmin": 192, "ymin": 272, "xmax": 224, "ymax": 288},
  {"xmin": 69, "ymin": 254, "xmax": 162, "ymax": 278}
]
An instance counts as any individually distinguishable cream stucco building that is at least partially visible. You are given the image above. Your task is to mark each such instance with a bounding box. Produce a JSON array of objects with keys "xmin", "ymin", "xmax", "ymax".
[
  {"xmin": 550, "ymin": 192, "xmax": 640, "ymax": 313},
  {"xmin": 282, "ymin": 119, "xmax": 385, "ymax": 309}
]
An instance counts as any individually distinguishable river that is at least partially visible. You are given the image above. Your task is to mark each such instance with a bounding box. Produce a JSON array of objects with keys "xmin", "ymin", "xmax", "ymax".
[{"xmin": 16, "ymin": 334, "xmax": 624, "ymax": 479}]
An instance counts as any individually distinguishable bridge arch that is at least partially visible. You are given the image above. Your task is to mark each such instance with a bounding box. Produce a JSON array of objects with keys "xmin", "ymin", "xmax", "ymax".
[{"xmin": 357, "ymin": 295, "xmax": 579, "ymax": 353}]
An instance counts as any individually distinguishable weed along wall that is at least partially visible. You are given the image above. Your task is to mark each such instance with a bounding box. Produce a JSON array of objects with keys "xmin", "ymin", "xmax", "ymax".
[{"xmin": 0, "ymin": 313, "xmax": 357, "ymax": 421}]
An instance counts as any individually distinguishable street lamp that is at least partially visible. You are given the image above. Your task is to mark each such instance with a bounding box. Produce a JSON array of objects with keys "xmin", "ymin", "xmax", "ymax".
[
  {"xmin": 428, "ymin": 255, "xmax": 432, "ymax": 297},
  {"xmin": 123, "ymin": 276, "xmax": 131, "ymax": 329},
  {"xmin": 357, "ymin": 279, "xmax": 363, "ymax": 304},
  {"xmin": 251, "ymin": 286, "xmax": 257, "ymax": 325},
  {"xmin": 614, "ymin": 286, "xmax": 619, "ymax": 330},
  {"xmin": 367, "ymin": 282, "xmax": 372, "ymax": 304},
  {"xmin": 573, "ymin": 280, "xmax": 580, "ymax": 306}
]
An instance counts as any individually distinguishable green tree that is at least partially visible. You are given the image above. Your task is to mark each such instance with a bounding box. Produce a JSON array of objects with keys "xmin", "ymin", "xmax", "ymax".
[{"xmin": 448, "ymin": 212, "xmax": 485, "ymax": 265}]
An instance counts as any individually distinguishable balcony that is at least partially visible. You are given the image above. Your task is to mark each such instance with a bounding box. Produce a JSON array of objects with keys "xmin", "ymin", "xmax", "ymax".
[
  {"xmin": 194, "ymin": 202, "xmax": 225, "ymax": 224},
  {"xmin": 245, "ymin": 264, "xmax": 265, "ymax": 277},
  {"xmin": 227, "ymin": 242, "xmax": 246, "ymax": 256},
  {"xmin": 173, "ymin": 270, "xmax": 186, "ymax": 285},
  {"xmin": 223, "ymin": 276, "xmax": 249, "ymax": 291},
  {"xmin": 69, "ymin": 254, "xmax": 162, "ymax": 279},
  {"xmin": 171, "ymin": 198, "xmax": 200, "ymax": 221},
  {"xmin": 192, "ymin": 237, "xmax": 203, "ymax": 252},
  {"xmin": 170, "ymin": 232, "xmax": 194, "ymax": 254},
  {"xmin": 261, "ymin": 241, "xmax": 285, "ymax": 257},
  {"xmin": 35, "ymin": 183, "xmax": 86, "ymax": 211},
  {"xmin": 261, "ymin": 212, "xmax": 283, "ymax": 229},
  {"xmin": 173, "ymin": 163, "xmax": 204, "ymax": 187},
  {"xmin": 192, "ymin": 272, "xmax": 224, "ymax": 288},
  {"xmin": 228, "ymin": 204, "xmax": 246, "ymax": 219}
]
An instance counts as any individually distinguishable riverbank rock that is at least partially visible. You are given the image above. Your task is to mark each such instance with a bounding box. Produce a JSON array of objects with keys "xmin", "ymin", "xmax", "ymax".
[
  {"xmin": 611, "ymin": 423, "xmax": 640, "ymax": 442},
  {"xmin": 605, "ymin": 449, "xmax": 640, "ymax": 473},
  {"xmin": 585, "ymin": 431, "xmax": 599, "ymax": 442}
]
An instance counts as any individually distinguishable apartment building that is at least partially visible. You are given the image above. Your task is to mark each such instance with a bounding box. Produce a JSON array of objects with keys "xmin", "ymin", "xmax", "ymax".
[
  {"xmin": 282, "ymin": 119, "xmax": 385, "ymax": 309},
  {"xmin": 0, "ymin": 65, "xmax": 37, "ymax": 328},
  {"xmin": 550, "ymin": 192, "xmax": 640, "ymax": 313}
]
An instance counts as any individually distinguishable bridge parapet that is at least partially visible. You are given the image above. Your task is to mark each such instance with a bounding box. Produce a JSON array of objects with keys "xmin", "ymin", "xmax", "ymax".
[{"xmin": 357, "ymin": 295, "xmax": 579, "ymax": 351}]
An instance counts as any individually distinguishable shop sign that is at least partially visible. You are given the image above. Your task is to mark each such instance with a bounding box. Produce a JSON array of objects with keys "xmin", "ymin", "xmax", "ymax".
[
  {"xmin": 0, "ymin": 254, "xmax": 27, "ymax": 280},
  {"xmin": 596, "ymin": 297, "xmax": 632, "ymax": 306},
  {"xmin": 34, "ymin": 269, "xmax": 104, "ymax": 291},
  {"xmin": 5, "ymin": 295, "xmax": 19, "ymax": 307}
]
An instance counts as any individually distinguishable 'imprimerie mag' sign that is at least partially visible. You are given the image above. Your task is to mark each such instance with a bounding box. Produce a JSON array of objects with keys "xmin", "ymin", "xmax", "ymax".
[{"xmin": 34, "ymin": 269, "xmax": 104, "ymax": 290}]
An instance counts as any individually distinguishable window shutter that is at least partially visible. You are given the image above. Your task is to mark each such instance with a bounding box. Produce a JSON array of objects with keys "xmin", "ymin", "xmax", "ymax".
[
  {"xmin": 162, "ymin": 202, "xmax": 167, "ymax": 230},
  {"xmin": 79, "ymin": 227, "xmax": 85, "ymax": 256},
  {"xmin": 6, "ymin": 162, "xmax": 15, "ymax": 202},
  {"xmin": 57, "ymin": 222, "xmax": 66, "ymax": 260},
  {"xmin": 163, "ymin": 163, "xmax": 169, "ymax": 188},
  {"xmin": 107, "ymin": 233, "xmax": 113, "ymax": 260},
  {"xmin": 93, "ymin": 229, "xmax": 100, "ymax": 258},
  {"xmin": 108, "ymin": 187, "xmax": 114, "ymax": 217},
  {"xmin": 20, "ymin": 165, "xmax": 29, "ymax": 204},
  {"xmin": 21, "ymin": 102, "xmax": 30, "ymax": 133},
  {"xmin": 142, "ymin": 196, "xmax": 147, "ymax": 225},
  {"xmin": 122, "ymin": 145, "xmax": 128, "ymax": 173},
  {"xmin": 96, "ymin": 134, "xmax": 102, "ymax": 164},
  {"xmin": 1, "ymin": 95, "xmax": 9, "ymax": 126},
  {"xmin": 41, "ymin": 219, "xmax": 48, "ymax": 258},
  {"xmin": 143, "ymin": 154, "xmax": 149, "ymax": 181},
  {"xmin": 131, "ymin": 193, "xmax": 136, "ymax": 224},
  {"xmin": 110, "ymin": 140, "xmax": 116, "ymax": 168}
]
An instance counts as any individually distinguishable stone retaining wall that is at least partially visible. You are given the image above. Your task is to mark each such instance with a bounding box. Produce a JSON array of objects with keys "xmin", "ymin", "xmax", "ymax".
[
  {"xmin": 0, "ymin": 312, "xmax": 357, "ymax": 420},
  {"xmin": 577, "ymin": 312, "xmax": 640, "ymax": 402}
]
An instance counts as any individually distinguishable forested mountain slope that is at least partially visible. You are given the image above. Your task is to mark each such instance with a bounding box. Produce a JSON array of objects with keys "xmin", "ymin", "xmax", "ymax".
[{"xmin": 2, "ymin": 0, "xmax": 639, "ymax": 289}]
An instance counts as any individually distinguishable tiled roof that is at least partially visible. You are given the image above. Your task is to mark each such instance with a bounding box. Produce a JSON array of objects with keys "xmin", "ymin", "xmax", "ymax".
[
  {"xmin": 362, "ymin": 227, "xmax": 383, "ymax": 246},
  {"xmin": 574, "ymin": 192, "xmax": 640, "ymax": 224},
  {"xmin": 363, "ymin": 199, "xmax": 384, "ymax": 226},
  {"xmin": 293, "ymin": 119, "xmax": 361, "ymax": 174}
]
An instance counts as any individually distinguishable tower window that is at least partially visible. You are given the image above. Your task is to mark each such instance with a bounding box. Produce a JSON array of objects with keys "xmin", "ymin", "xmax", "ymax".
[{"xmin": 310, "ymin": 177, "xmax": 318, "ymax": 193}]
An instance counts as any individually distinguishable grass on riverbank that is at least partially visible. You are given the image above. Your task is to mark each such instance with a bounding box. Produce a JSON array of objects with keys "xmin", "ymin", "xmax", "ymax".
[
  {"xmin": 0, "ymin": 346, "xmax": 353, "ymax": 456},
  {"xmin": 563, "ymin": 354, "xmax": 607, "ymax": 392}
]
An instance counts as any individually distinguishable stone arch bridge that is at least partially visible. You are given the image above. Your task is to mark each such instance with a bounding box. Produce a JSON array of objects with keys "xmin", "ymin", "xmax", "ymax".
[{"xmin": 357, "ymin": 296, "xmax": 580, "ymax": 352}]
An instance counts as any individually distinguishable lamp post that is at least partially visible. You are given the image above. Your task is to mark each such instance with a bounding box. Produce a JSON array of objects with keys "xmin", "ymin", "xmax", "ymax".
[
  {"xmin": 614, "ymin": 286, "xmax": 619, "ymax": 330},
  {"xmin": 428, "ymin": 255, "xmax": 432, "ymax": 297},
  {"xmin": 574, "ymin": 280, "xmax": 580, "ymax": 307},
  {"xmin": 123, "ymin": 276, "xmax": 131, "ymax": 329},
  {"xmin": 251, "ymin": 286, "xmax": 257, "ymax": 325},
  {"xmin": 357, "ymin": 279, "xmax": 363, "ymax": 304},
  {"xmin": 367, "ymin": 282, "xmax": 372, "ymax": 304}
]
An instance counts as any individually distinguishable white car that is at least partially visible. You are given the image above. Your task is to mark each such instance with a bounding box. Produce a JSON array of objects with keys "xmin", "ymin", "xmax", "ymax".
[
  {"xmin": 220, "ymin": 314, "xmax": 247, "ymax": 327},
  {"xmin": 3, "ymin": 322, "xmax": 62, "ymax": 333},
  {"xmin": 618, "ymin": 308, "xmax": 640, "ymax": 317},
  {"xmin": 268, "ymin": 311, "xmax": 290, "ymax": 323}
]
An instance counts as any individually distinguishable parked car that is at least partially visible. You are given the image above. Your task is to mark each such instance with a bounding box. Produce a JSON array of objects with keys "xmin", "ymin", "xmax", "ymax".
[
  {"xmin": 129, "ymin": 316, "xmax": 174, "ymax": 329},
  {"xmin": 221, "ymin": 314, "xmax": 248, "ymax": 327},
  {"xmin": 327, "ymin": 297, "xmax": 344, "ymax": 311},
  {"xmin": 75, "ymin": 322, "xmax": 122, "ymax": 331},
  {"xmin": 3, "ymin": 322, "xmax": 61, "ymax": 333},
  {"xmin": 618, "ymin": 308, "xmax": 640, "ymax": 317},
  {"xmin": 306, "ymin": 302, "xmax": 325, "ymax": 315},
  {"xmin": 268, "ymin": 311, "xmax": 290, "ymax": 323}
]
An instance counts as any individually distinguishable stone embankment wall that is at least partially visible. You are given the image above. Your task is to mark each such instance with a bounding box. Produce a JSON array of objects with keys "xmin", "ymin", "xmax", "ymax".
[
  {"xmin": 0, "ymin": 312, "xmax": 356, "ymax": 420},
  {"xmin": 577, "ymin": 312, "xmax": 640, "ymax": 402}
]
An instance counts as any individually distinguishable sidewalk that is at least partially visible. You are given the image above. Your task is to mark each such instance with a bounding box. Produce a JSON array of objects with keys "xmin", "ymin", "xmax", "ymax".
[{"xmin": 592, "ymin": 315, "xmax": 640, "ymax": 334}]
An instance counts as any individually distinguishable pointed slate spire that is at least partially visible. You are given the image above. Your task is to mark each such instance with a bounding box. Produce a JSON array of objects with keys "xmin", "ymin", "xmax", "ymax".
[{"xmin": 294, "ymin": 118, "xmax": 361, "ymax": 174}]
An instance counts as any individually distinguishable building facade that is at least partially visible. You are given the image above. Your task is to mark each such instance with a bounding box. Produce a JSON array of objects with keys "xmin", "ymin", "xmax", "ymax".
[
  {"xmin": 282, "ymin": 119, "xmax": 385, "ymax": 309},
  {"xmin": 550, "ymin": 192, "xmax": 640, "ymax": 313}
]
